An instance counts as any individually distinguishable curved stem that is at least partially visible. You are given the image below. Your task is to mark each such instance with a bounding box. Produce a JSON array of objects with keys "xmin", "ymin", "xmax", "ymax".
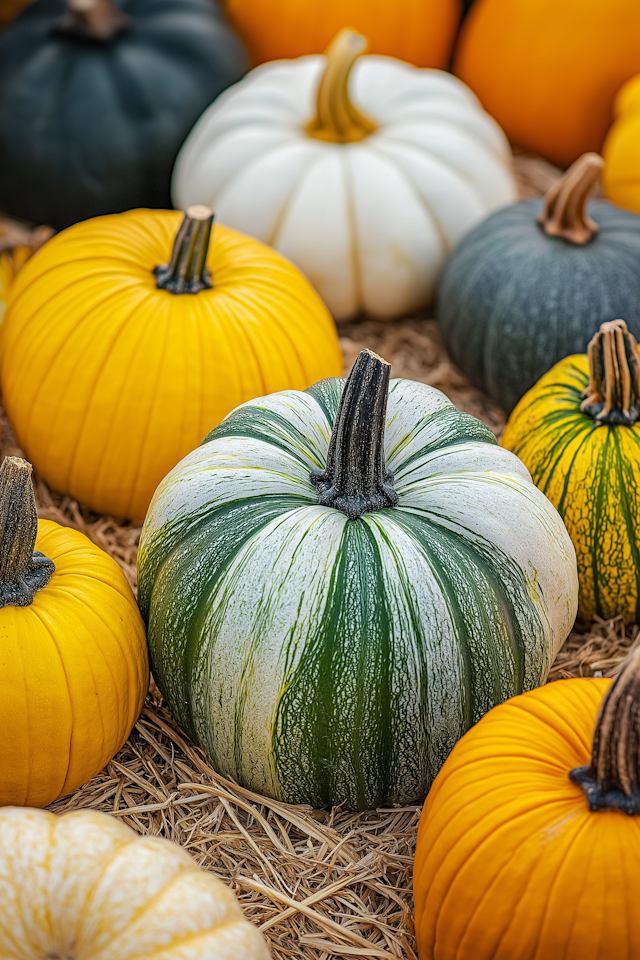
[
  {"xmin": 154, "ymin": 206, "xmax": 214, "ymax": 295},
  {"xmin": 310, "ymin": 349, "xmax": 398, "ymax": 520},
  {"xmin": 0, "ymin": 458, "xmax": 54, "ymax": 609},
  {"xmin": 306, "ymin": 30, "xmax": 377, "ymax": 144},
  {"xmin": 580, "ymin": 319, "xmax": 640, "ymax": 426},
  {"xmin": 570, "ymin": 644, "xmax": 640, "ymax": 814},
  {"xmin": 52, "ymin": 0, "xmax": 131, "ymax": 43},
  {"xmin": 536, "ymin": 152, "xmax": 603, "ymax": 245}
]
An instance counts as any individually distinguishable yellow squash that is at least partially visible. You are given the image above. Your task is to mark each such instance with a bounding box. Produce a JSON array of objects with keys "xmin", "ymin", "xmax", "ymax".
[
  {"xmin": 0, "ymin": 807, "xmax": 270, "ymax": 958},
  {"xmin": 603, "ymin": 74, "xmax": 640, "ymax": 215},
  {"xmin": 502, "ymin": 319, "xmax": 640, "ymax": 622},
  {"xmin": 0, "ymin": 457, "xmax": 148, "ymax": 807},
  {"xmin": 0, "ymin": 206, "xmax": 342, "ymax": 522}
]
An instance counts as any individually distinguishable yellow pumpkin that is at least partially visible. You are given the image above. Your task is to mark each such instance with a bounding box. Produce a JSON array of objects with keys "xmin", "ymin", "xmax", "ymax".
[
  {"xmin": 0, "ymin": 206, "xmax": 342, "ymax": 522},
  {"xmin": 0, "ymin": 806, "xmax": 270, "ymax": 958},
  {"xmin": 0, "ymin": 220, "xmax": 53, "ymax": 323},
  {"xmin": 0, "ymin": 456, "xmax": 148, "ymax": 808},
  {"xmin": 603, "ymin": 75, "xmax": 640, "ymax": 215},
  {"xmin": 414, "ymin": 645, "xmax": 640, "ymax": 960},
  {"xmin": 502, "ymin": 319, "xmax": 640, "ymax": 623}
]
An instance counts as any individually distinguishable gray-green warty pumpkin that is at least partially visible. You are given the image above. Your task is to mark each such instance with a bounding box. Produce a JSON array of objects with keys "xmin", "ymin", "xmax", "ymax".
[{"xmin": 137, "ymin": 350, "xmax": 578, "ymax": 810}]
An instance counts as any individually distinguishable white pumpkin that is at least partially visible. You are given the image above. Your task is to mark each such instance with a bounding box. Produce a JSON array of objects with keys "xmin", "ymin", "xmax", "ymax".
[
  {"xmin": 172, "ymin": 30, "xmax": 517, "ymax": 320},
  {"xmin": 0, "ymin": 807, "xmax": 270, "ymax": 960}
]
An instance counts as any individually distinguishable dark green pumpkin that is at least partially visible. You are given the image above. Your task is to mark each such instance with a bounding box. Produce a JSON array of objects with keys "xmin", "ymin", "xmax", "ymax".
[
  {"xmin": 438, "ymin": 153, "xmax": 640, "ymax": 413},
  {"xmin": 0, "ymin": 0, "xmax": 247, "ymax": 229}
]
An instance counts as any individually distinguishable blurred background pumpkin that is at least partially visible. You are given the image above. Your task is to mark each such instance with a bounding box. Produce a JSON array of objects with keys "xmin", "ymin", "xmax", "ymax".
[
  {"xmin": 0, "ymin": 0, "xmax": 33, "ymax": 30},
  {"xmin": 0, "ymin": 0, "xmax": 247, "ymax": 229},
  {"xmin": 603, "ymin": 75, "xmax": 640, "ymax": 216}
]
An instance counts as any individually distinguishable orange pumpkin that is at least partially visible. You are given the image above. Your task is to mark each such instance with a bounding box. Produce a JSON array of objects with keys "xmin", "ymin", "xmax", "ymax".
[
  {"xmin": 454, "ymin": 0, "xmax": 640, "ymax": 168},
  {"xmin": 414, "ymin": 647, "xmax": 640, "ymax": 959},
  {"xmin": 223, "ymin": 0, "xmax": 461, "ymax": 68}
]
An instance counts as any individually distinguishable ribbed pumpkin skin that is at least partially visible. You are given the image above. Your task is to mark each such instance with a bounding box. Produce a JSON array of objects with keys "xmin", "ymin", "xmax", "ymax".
[
  {"xmin": 138, "ymin": 377, "xmax": 577, "ymax": 811},
  {"xmin": 603, "ymin": 75, "xmax": 640, "ymax": 216},
  {"xmin": 454, "ymin": 0, "xmax": 640, "ymax": 168},
  {"xmin": 224, "ymin": 0, "xmax": 460, "ymax": 68},
  {"xmin": 501, "ymin": 355, "xmax": 640, "ymax": 622},
  {"xmin": 0, "ymin": 808, "xmax": 269, "ymax": 958},
  {"xmin": 437, "ymin": 198, "xmax": 640, "ymax": 414},
  {"xmin": 0, "ymin": 210, "xmax": 342, "ymax": 522},
  {"xmin": 0, "ymin": 0, "xmax": 247, "ymax": 229},
  {"xmin": 0, "ymin": 520, "xmax": 148, "ymax": 808},
  {"xmin": 413, "ymin": 677, "xmax": 640, "ymax": 960}
]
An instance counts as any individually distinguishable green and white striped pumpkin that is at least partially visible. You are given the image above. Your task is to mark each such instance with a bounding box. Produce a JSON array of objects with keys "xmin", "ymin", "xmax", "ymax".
[{"xmin": 138, "ymin": 350, "xmax": 578, "ymax": 811}]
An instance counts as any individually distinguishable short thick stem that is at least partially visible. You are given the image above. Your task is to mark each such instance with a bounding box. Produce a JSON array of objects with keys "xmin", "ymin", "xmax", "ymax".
[
  {"xmin": 570, "ymin": 645, "xmax": 640, "ymax": 814},
  {"xmin": 306, "ymin": 30, "xmax": 377, "ymax": 144},
  {"xmin": 0, "ymin": 458, "xmax": 54, "ymax": 608},
  {"xmin": 52, "ymin": 0, "xmax": 131, "ymax": 43},
  {"xmin": 310, "ymin": 349, "xmax": 398, "ymax": 520},
  {"xmin": 537, "ymin": 152, "xmax": 603, "ymax": 245},
  {"xmin": 154, "ymin": 206, "xmax": 214, "ymax": 295},
  {"xmin": 580, "ymin": 319, "xmax": 640, "ymax": 426}
]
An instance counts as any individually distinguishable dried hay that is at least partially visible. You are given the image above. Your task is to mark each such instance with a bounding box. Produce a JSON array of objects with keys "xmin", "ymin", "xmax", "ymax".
[{"xmin": 2, "ymin": 153, "xmax": 627, "ymax": 959}]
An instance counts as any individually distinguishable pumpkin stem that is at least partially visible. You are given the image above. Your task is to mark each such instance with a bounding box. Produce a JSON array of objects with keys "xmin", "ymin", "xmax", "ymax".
[
  {"xmin": 53, "ymin": 0, "xmax": 131, "ymax": 43},
  {"xmin": 570, "ymin": 644, "xmax": 640, "ymax": 815},
  {"xmin": 536, "ymin": 152, "xmax": 603, "ymax": 245},
  {"xmin": 306, "ymin": 29, "xmax": 378, "ymax": 144},
  {"xmin": 310, "ymin": 349, "xmax": 398, "ymax": 520},
  {"xmin": 580, "ymin": 319, "xmax": 640, "ymax": 427},
  {"xmin": 154, "ymin": 206, "xmax": 214, "ymax": 295},
  {"xmin": 0, "ymin": 458, "xmax": 54, "ymax": 608}
]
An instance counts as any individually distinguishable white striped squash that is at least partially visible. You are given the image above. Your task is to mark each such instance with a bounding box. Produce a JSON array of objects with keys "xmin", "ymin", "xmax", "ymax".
[{"xmin": 138, "ymin": 351, "xmax": 578, "ymax": 811}]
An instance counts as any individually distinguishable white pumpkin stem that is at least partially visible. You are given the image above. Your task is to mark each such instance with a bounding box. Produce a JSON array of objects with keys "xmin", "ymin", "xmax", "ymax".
[
  {"xmin": 310, "ymin": 349, "xmax": 398, "ymax": 519},
  {"xmin": 580, "ymin": 319, "xmax": 640, "ymax": 426},
  {"xmin": 0, "ymin": 458, "xmax": 54, "ymax": 608},
  {"xmin": 53, "ymin": 0, "xmax": 131, "ymax": 43},
  {"xmin": 306, "ymin": 30, "xmax": 377, "ymax": 144},
  {"xmin": 537, "ymin": 153, "xmax": 603, "ymax": 245},
  {"xmin": 154, "ymin": 206, "xmax": 214, "ymax": 295},
  {"xmin": 570, "ymin": 644, "xmax": 640, "ymax": 814}
]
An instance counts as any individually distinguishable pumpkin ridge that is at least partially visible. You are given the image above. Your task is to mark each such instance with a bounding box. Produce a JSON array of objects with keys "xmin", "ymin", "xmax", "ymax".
[
  {"xmin": 549, "ymin": 424, "xmax": 594, "ymax": 510},
  {"xmin": 611, "ymin": 432, "xmax": 640, "ymax": 624}
]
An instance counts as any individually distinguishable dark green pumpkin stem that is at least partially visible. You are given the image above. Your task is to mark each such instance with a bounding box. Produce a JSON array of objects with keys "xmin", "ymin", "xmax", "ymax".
[
  {"xmin": 154, "ymin": 206, "xmax": 214, "ymax": 295},
  {"xmin": 537, "ymin": 152, "xmax": 603, "ymax": 245},
  {"xmin": 0, "ymin": 458, "xmax": 54, "ymax": 608},
  {"xmin": 53, "ymin": 0, "xmax": 131, "ymax": 44},
  {"xmin": 580, "ymin": 319, "xmax": 640, "ymax": 426},
  {"xmin": 570, "ymin": 645, "xmax": 640, "ymax": 815},
  {"xmin": 310, "ymin": 349, "xmax": 398, "ymax": 520}
]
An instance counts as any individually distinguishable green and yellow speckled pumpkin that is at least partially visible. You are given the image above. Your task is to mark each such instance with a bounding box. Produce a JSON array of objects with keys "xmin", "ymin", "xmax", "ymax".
[{"xmin": 502, "ymin": 318, "xmax": 640, "ymax": 622}]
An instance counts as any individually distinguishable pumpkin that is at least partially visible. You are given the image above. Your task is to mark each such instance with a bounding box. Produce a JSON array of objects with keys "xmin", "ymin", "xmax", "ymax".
[
  {"xmin": 0, "ymin": 0, "xmax": 247, "ymax": 230},
  {"xmin": 137, "ymin": 348, "xmax": 578, "ymax": 811},
  {"xmin": 603, "ymin": 75, "xmax": 640, "ymax": 216},
  {"xmin": 414, "ymin": 643, "xmax": 640, "ymax": 960},
  {"xmin": 0, "ymin": 219, "xmax": 54, "ymax": 323},
  {"xmin": 222, "ymin": 0, "xmax": 460, "ymax": 68},
  {"xmin": 0, "ymin": 456, "xmax": 148, "ymax": 808},
  {"xmin": 0, "ymin": 0, "xmax": 32, "ymax": 31},
  {"xmin": 0, "ymin": 207, "xmax": 341, "ymax": 523},
  {"xmin": 501, "ymin": 319, "xmax": 640, "ymax": 623},
  {"xmin": 454, "ymin": 0, "xmax": 640, "ymax": 168},
  {"xmin": 173, "ymin": 29, "xmax": 516, "ymax": 321},
  {"xmin": 438, "ymin": 153, "xmax": 640, "ymax": 414},
  {"xmin": 0, "ymin": 807, "xmax": 270, "ymax": 958}
]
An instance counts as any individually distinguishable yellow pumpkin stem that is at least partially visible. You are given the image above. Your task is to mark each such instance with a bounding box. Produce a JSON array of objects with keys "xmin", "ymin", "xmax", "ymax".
[
  {"xmin": 306, "ymin": 30, "xmax": 378, "ymax": 144},
  {"xmin": 580, "ymin": 319, "xmax": 640, "ymax": 426},
  {"xmin": 537, "ymin": 153, "xmax": 604, "ymax": 245},
  {"xmin": 570, "ymin": 644, "xmax": 640, "ymax": 814},
  {"xmin": 53, "ymin": 0, "xmax": 131, "ymax": 43},
  {"xmin": 154, "ymin": 205, "xmax": 214, "ymax": 295},
  {"xmin": 0, "ymin": 457, "xmax": 54, "ymax": 608}
]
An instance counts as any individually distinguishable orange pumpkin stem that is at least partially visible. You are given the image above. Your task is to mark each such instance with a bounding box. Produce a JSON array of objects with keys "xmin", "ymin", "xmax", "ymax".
[
  {"xmin": 306, "ymin": 30, "xmax": 377, "ymax": 144},
  {"xmin": 154, "ymin": 206, "xmax": 214, "ymax": 295},
  {"xmin": 580, "ymin": 319, "xmax": 640, "ymax": 426},
  {"xmin": 570, "ymin": 645, "xmax": 640, "ymax": 814},
  {"xmin": 53, "ymin": 0, "xmax": 131, "ymax": 43},
  {"xmin": 310, "ymin": 349, "xmax": 398, "ymax": 519},
  {"xmin": 0, "ymin": 457, "xmax": 54, "ymax": 608},
  {"xmin": 537, "ymin": 153, "xmax": 604, "ymax": 245}
]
